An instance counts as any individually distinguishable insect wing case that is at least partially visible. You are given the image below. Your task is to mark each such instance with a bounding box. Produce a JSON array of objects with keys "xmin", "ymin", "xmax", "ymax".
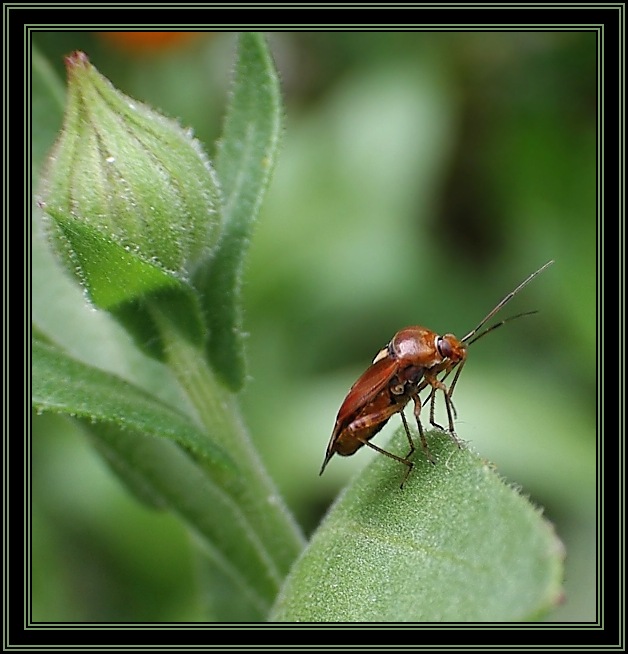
[{"xmin": 324, "ymin": 355, "xmax": 404, "ymax": 461}]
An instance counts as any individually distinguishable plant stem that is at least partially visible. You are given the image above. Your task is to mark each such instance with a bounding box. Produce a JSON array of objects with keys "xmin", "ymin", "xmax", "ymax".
[{"xmin": 149, "ymin": 301, "xmax": 306, "ymax": 580}]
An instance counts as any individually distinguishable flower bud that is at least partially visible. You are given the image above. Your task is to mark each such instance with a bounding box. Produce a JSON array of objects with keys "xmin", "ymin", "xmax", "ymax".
[{"xmin": 39, "ymin": 51, "xmax": 221, "ymax": 309}]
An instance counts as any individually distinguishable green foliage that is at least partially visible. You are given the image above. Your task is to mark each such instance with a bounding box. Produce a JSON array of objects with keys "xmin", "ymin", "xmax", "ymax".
[
  {"xmin": 38, "ymin": 49, "xmax": 221, "ymax": 358},
  {"xmin": 33, "ymin": 33, "xmax": 304, "ymax": 622},
  {"xmin": 271, "ymin": 431, "xmax": 564, "ymax": 621},
  {"xmin": 32, "ymin": 336, "xmax": 233, "ymax": 474},
  {"xmin": 41, "ymin": 51, "xmax": 221, "ymax": 285},
  {"xmin": 44, "ymin": 213, "xmax": 186, "ymax": 309},
  {"xmin": 30, "ymin": 32, "xmax": 580, "ymax": 623},
  {"xmin": 197, "ymin": 32, "xmax": 283, "ymax": 390}
]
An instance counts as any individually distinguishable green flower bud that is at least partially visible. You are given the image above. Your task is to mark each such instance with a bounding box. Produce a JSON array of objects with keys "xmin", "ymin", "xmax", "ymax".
[{"xmin": 39, "ymin": 51, "xmax": 221, "ymax": 310}]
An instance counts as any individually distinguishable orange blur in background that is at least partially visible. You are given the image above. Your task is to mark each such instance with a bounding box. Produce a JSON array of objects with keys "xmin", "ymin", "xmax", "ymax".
[{"xmin": 98, "ymin": 31, "xmax": 207, "ymax": 54}]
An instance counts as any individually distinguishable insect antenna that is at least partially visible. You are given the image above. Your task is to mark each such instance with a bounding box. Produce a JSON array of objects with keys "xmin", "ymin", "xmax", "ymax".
[
  {"xmin": 432, "ymin": 260, "xmax": 554, "ymax": 414},
  {"xmin": 466, "ymin": 310, "xmax": 538, "ymax": 346},
  {"xmin": 460, "ymin": 260, "xmax": 554, "ymax": 343},
  {"xmin": 424, "ymin": 309, "xmax": 542, "ymax": 411},
  {"xmin": 445, "ymin": 310, "xmax": 538, "ymax": 404}
]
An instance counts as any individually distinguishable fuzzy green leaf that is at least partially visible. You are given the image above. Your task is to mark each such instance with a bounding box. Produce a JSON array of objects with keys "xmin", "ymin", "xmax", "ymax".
[
  {"xmin": 32, "ymin": 337, "xmax": 290, "ymax": 618},
  {"xmin": 197, "ymin": 32, "xmax": 282, "ymax": 390},
  {"xmin": 271, "ymin": 429, "xmax": 565, "ymax": 622},
  {"xmin": 85, "ymin": 422, "xmax": 280, "ymax": 618},
  {"xmin": 32, "ymin": 336, "xmax": 234, "ymax": 474}
]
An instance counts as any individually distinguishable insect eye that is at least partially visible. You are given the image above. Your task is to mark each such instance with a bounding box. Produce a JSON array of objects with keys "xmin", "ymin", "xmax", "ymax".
[{"xmin": 437, "ymin": 336, "xmax": 452, "ymax": 359}]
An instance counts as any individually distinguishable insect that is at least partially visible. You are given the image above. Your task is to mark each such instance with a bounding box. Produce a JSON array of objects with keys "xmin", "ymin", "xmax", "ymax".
[{"xmin": 320, "ymin": 261, "xmax": 554, "ymax": 488}]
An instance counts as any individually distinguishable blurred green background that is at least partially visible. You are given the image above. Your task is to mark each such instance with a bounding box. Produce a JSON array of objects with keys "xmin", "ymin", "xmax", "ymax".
[{"xmin": 31, "ymin": 31, "xmax": 596, "ymax": 622}]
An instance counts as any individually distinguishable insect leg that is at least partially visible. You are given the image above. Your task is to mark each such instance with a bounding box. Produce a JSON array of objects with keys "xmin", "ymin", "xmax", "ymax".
[
  {"xmin": 357, "ymin": 438, "xmax": 414, "ymax": 488},
  {"xmin": 399, "ymin": 410, "xmax": 416, "ymax": 459},
  {"xmin": 426, "ymin": 385, "xmax": 456, "ymax": 431},
  {"xmin": 428, "ymin": 385, "xmax": 445, "ymax": 431},
  {"xmin": 346, "ymin": 402, "xmax": 406, "ymax": 434},
  {"xmin": 426, "ymin": 373, "xmax": 463, "ymax": 448},
  {"xmin": 346, "ymin": 404, "xmax": 416, "ymax": 488},
  {"xmin": 410, "ymin": 395, "xmax": 435, "ymax": 464}
]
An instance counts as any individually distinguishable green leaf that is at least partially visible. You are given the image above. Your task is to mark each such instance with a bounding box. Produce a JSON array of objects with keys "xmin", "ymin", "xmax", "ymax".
[
  {"xmin": 271, "ymin": 429, "xmax": 565, "ymax": 622},
  {"xmin": 85, "ymin": 422, "xmax": 279, "ymax": 618},
  {"xmin": 32, "ymin": 335, "xmax": 291, "ymax": 616},
  {"xmin": 146, "ymin": 303, "xmax": 306, "ymax": 581},
  {"xmin": 32, "ymin": 336, "xmax": 234, "ymax": 474},
  {"xmin": 197, "ymin": 32, "xmax": 282, "ymax": 390}
]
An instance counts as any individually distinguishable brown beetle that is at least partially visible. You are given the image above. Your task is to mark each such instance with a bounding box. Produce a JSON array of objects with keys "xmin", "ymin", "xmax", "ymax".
[{"xmin": 320, "ymin": 261, "xmax": 554, "ymax": 487}]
